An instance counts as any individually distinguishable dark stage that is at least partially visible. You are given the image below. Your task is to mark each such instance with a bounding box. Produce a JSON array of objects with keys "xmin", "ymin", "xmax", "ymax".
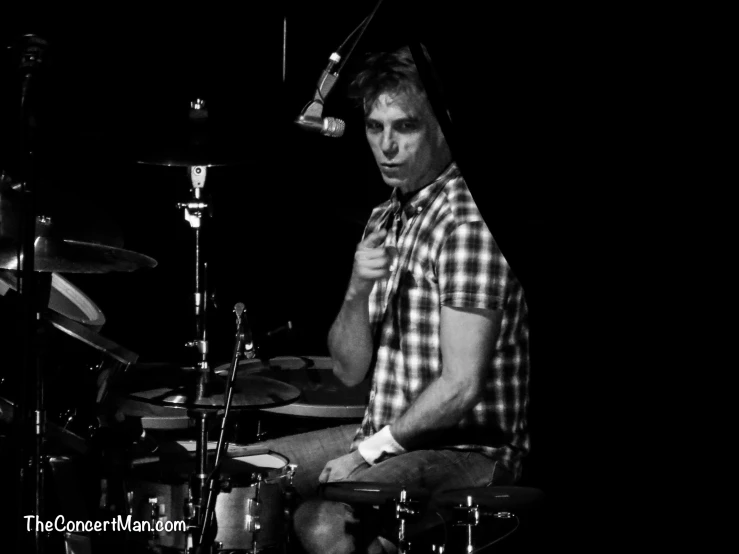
[{"xmin": 0, "ymin": 2, "xmax": 638, "ymax": 552}]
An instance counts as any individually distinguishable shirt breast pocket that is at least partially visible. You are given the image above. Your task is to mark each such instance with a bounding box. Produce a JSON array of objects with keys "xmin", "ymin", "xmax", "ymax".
[{"xmin": 397, "ymin": 263, "xmax": 437, "ymax": 332}]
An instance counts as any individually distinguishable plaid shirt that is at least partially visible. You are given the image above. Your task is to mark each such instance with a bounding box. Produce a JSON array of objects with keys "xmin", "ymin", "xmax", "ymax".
[{"xmin": 350, "ymin": 163, "xmax": 530, "ymax": 478}]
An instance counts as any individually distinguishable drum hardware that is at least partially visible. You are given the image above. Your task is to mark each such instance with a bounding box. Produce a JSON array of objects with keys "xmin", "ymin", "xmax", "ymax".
[
  {"xmin": 394, "ymin": 488, "xmax": 423, "ymax": 554},
  {"xmin": 2, "ymin": 35, "xmax": 157, "ymax": 553},
  {"xmin": 320, "ymin": 482, "xmax": 429, "ymax": 554},
  {"xmin": 196, "ymin": 302, "xmax": 257, "ymax": 552},
  {"xmin": 433, "ymin": 487, "xmax": 545, "ymax": 553}
]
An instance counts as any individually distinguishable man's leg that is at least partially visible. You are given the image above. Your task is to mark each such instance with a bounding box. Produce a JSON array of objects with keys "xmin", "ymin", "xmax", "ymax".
[{"xmin": 243, "ymin": 423, "xmax": 357, "ymax": 500}]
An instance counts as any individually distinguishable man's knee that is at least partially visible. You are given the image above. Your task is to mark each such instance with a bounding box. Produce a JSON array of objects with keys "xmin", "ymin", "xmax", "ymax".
[{"xmin": 293, "ymin": 498, "xmax": 357, "ymax": 554}]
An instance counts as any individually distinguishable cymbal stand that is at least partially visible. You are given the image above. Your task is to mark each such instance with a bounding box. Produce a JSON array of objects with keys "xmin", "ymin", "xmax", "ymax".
[
  {"xmin": 13, "ymin": 33, "xmax": 49, "ymax": 554},
  {"xmin": 178, "ymin": 162, "xmax": 211, "ymax": 382},
  {"xmin": 176, "ymin": 160, "xmax": 214, "ymax": 551}
]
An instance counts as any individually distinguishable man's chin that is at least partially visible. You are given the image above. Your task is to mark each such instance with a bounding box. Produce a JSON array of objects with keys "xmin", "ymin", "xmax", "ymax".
[{"xmin": 381, "ymin": 175, "xmax": 405, "ymax": 188}]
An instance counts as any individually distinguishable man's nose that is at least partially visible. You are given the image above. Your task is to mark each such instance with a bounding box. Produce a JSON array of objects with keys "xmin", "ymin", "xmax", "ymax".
[{"xmin": 380, "ymin": 131, "xmax": 398, "ymax": 158}]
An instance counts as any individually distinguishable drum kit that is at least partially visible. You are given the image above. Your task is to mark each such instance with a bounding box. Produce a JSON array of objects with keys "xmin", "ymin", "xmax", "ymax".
[
  {"xmin": 0, "ymin": 85, "xmax": 375, "ymax": 553},
  {"xmin": 1, "ymin": 30, "xmax": 544, "ymax": 554}
]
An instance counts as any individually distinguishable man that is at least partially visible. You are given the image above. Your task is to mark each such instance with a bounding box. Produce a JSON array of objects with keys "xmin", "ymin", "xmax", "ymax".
[{"xmin": 256, "ymin": 45, "xmax": 530, "ymax": 553}]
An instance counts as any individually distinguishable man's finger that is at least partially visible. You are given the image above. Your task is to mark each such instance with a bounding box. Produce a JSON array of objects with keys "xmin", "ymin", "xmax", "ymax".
[
  {"xmin": 318, "ymin": 466, "xmax": 330, "ymax": 483},
  {"xmin": 362, "ymin": 228, "xmax": 387, "ymax": 248}
]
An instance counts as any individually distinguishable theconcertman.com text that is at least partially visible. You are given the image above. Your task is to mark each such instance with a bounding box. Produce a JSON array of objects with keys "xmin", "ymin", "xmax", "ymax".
[{"xmin": 25, "ymin": 515, "xmax": 187, "ymax": 533}]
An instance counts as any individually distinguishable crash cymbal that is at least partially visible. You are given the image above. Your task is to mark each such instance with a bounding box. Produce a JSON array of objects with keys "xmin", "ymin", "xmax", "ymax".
[
  {"xmin": 119, "ymin": 363, "xmax": 301, "ymax": 411},
  {"xmin": 1, "ymin": 174, "xmax": 156, "ymax": 273},
  {"xmin": 0, "ymin": 235, "xmax": 157, "ymax": 273}
]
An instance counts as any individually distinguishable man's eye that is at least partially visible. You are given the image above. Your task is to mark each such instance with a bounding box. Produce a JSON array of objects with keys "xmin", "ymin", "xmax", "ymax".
[
  {"xmin": 397, "ymin": 121, "xmax": 419, "ymax": 132},
  {"xmin": 365, "ymin": 122, "xmax": 382, "ymax": 132}
]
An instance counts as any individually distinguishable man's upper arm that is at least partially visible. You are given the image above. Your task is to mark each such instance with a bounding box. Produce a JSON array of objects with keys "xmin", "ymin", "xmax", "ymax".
[
  {"xmin": 439, "ymin": 305, "xmax": 501, "ymax": 390},
  {"xmin": 436, "ymin": 219, "xmax": 508, "ymax": 386}
]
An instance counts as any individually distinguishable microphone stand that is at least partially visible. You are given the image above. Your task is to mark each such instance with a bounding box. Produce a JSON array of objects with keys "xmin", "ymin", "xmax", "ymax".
[
  {"xmin": 194, "ymin": 303, "xmax": 254, "ymax": 553},
  {"xmin": 294, "ymin": 0, "xmax": 385, "ymax": 134}
]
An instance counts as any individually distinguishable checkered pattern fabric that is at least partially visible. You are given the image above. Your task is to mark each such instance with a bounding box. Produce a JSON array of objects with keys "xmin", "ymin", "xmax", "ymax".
[{"xmin": 350, "ymin": 163, "xmax": 530, "ymax": 478}]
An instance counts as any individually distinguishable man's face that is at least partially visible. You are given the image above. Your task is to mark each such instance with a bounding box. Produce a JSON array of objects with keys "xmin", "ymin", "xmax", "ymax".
[{"xmin": 365, "ymin": 90, "xmax": 451, "ymax": 194}]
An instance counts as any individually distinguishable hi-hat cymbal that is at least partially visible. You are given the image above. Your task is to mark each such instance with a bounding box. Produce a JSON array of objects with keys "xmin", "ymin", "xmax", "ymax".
[{"xmin": 118, "ymin": 364, "xmax": 301, "ymax": 411}]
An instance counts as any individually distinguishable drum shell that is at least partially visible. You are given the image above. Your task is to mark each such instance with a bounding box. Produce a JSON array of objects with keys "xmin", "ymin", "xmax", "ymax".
[{"xmin": 127, "ymin": 444, "xmax": 290, "ymax": 552}]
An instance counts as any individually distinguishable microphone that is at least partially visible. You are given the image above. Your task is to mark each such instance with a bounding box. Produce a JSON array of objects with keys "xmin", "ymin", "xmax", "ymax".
[
  {"xmin": 295, "ymin": 52, "xmax": 346, "ymax": 138},
  {"xmin": 234, "ymin": 303, "xmax": 255, "ymax": 358},
  {"xmin": 295, "ymin": 115, "xmax": 345, "ymax": 138}
]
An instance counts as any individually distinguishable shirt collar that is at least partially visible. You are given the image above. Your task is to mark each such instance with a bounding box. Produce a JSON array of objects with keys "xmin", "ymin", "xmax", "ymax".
[{"xmin": 387, "ymin": 162, "xmax": 459, "ymax": 218}]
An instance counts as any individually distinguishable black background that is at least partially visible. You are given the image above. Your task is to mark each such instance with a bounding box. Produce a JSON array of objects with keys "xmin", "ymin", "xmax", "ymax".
[{"xmin": 0, "ymin": 1, "xmax": 653, "ymax": 550}]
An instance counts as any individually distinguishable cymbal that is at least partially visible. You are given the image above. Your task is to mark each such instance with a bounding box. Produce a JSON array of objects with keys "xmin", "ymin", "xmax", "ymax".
[
  {"xmin": 0, "ymin": 235, "xmax": 157, "ymax": 273},
  {"xmin": 136, "ymin": 139, "xmax": 249, "ymax": 167},
  {"xmin": 1, "ymin": 175, "xmax": 156, "ymax": 273},
  {"xmin": 214, "ymin": 356, "xmax": 369, "ymax": 419},
  {"xmin": 135, "ymin": 108, "xmax": 250, "ymax": 167},
  {"xmin": 119, "ymin": 363, "xmax": 301, "ymax": 411}
]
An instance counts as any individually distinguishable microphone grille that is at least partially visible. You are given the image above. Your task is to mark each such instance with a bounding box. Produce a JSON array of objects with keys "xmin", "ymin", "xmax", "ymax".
[{"xmin": 323, "ymin": 117, "xmax": 346, "ymax": 138}]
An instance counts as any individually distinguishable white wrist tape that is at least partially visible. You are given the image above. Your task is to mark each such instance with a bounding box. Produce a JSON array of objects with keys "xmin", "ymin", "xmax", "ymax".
[{"xmin": 357, "ymin": 426, "xmax": 406, "ymax": 465}]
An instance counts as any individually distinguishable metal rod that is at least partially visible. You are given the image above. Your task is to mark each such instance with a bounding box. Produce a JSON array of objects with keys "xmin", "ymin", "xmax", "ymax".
[
  {"xmin": 283, "ymin": 16, "xmax": 287, "ymax": 83},
  {"xmin": 198, "ymin": 304, "xmax": 247, "ymax": 546}
]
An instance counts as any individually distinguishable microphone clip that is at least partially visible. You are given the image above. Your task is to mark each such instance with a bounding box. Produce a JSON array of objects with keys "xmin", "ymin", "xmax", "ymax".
[{"xmin": 300, "ymin": 52, "xmax": 341, "ymax": 119}]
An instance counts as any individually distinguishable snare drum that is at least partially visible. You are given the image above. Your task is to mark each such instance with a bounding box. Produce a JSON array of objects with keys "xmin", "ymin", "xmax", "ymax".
[{"xmin": 128, "ymin": 441, "xmax": 291, "ymax": 552}]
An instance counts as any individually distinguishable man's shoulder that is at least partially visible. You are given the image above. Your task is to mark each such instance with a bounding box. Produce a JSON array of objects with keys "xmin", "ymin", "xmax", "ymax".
[{"xmin": 438, "ymin": 171, "xmax": 485, "ymax": 226}]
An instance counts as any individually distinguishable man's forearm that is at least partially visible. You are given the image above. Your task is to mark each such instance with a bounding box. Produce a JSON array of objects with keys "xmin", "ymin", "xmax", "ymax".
[
  {"xmin": 328, "ymin": 293, "xmax": 374, "ymax": 387},
  {"xmin": 390, "ymin": 374, "xmax": 481, "ymax": 450}
]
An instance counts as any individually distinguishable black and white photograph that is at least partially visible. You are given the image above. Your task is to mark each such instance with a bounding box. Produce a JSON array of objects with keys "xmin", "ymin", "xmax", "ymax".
[{"xmin": 0, "ymin": 2, "xmax": 657, "ymax": 552}]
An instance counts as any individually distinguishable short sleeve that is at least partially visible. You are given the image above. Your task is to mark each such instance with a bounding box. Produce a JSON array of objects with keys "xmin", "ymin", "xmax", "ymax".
[{"xmin": 437, "ymin": 221, "xmax": 508, "ymax": 311}]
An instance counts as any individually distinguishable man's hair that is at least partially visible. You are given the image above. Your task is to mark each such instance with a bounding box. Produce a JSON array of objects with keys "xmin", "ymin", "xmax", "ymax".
[{"xmin": 348, "ymin": 45, "xmax": 429, "ymax": 115}]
